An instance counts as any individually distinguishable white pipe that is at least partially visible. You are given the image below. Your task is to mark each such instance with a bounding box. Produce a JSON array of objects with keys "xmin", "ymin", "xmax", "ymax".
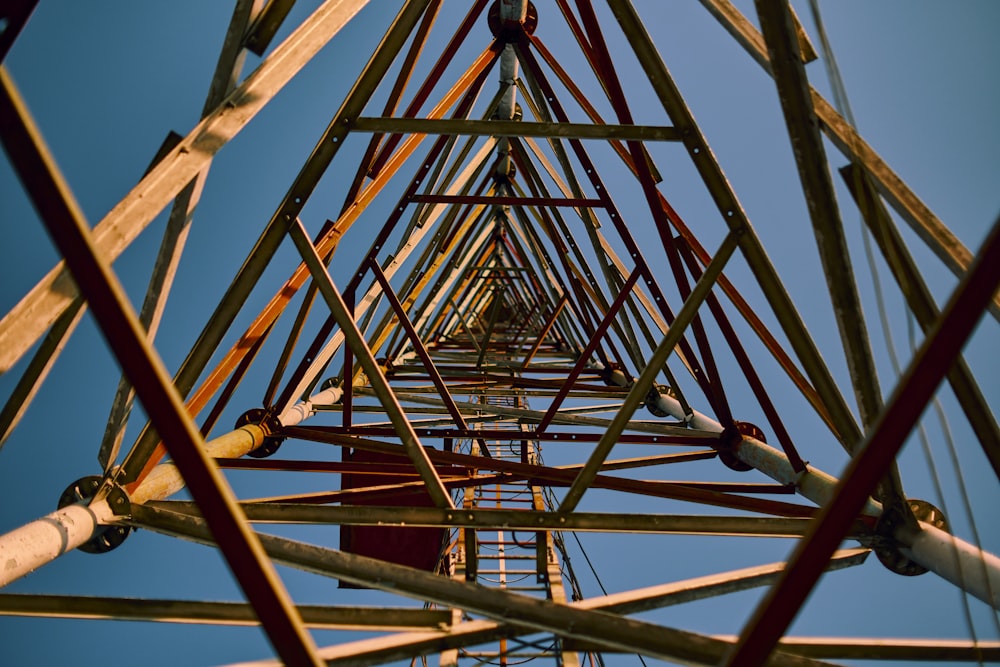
[
  {"xmin": 0, "ymin": 383, "xmax": 342, "ymax": 589},
  {"xmin": 277, "ymin": 386, "xmax": 343, "ymax": 428},
  {"xmin": 498, "ymin": 0, "xmax": 528, "ymax": 24},
  {"xmin": 645, "ymin": 389, "xmax": 872, "ymax": 514},
  {"xmin": 129, "ymin": 424, "xmax": 266, "ymax": 505},
  {"xmin": 0, "ymin": 501, "xmax": 115, "ymax": 587},
  {"xmin": 591, "ymin": 358, "xmax": 1000, "ymax": 605},
  {"xmin": 900, "ymin": 523, "xmax": 1000, "ymax": 610}
]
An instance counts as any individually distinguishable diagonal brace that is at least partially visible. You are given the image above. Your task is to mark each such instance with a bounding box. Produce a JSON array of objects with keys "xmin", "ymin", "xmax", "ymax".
[{"xmin": 287, "ymin": 218, "xmax": 453, "ymax": 509}]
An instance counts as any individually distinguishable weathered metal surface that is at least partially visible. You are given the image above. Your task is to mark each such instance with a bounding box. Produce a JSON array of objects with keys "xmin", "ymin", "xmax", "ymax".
[
  {"xmin": 0, "ymin": 69, "xmax": 322, "ymax": 665},
  {"xmin": 0, "ymin": 2, "xmax": 995, "ymax": 665}
]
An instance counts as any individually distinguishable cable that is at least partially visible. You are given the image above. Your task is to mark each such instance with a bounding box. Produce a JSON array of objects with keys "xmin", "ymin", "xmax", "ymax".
[{"xmin": 809, "ymin": 0, "xmax": 997, "ymax": 651}]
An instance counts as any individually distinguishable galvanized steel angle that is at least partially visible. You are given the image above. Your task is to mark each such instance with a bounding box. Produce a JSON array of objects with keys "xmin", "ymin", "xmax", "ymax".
[
  {"xmin": 116, "ymin": 0, "xmax": 432, "ymax": 487},
  {"xmin": 286, "ymin": 218, "xmax": 454, "ymax": 508},
  {"xmin": 694, "ymin": 0, "xmax": 995, "ymax": 319},
  {"xmin": 608, "ymin": 0, "xmax": 865, "ymax": 452},
  {"xmin": 0, "ymin": 70, "xmax": 323, "ymax": 665}
]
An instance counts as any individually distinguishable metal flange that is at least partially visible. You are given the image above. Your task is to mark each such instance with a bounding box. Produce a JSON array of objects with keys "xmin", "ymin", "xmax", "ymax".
[
  {"xmin": 487, "ymin": 0, "xmax": 538, "ymax": 41},
  {"xmin": 56, "ymin": 476, "xmax": 131, "ymax": 554},
  {"xmin": 718, "ymin": 421, "xmax": 761, "ymax": 472},
  {"xmin": 875, "ymin": 498, "xmax": 948, "ymax": 576},
  {"xmin": 236, "ymin": 408, "xmax": 285, "ymax": 458}
]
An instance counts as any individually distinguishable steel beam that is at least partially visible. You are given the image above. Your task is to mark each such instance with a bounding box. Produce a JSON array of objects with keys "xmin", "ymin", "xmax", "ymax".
[
  {"xmin": 696, "ymin": 0, "xmax": 999, "ymax": 320},
  {"xmin": 727, "ymin": 216, "xmax": 1000, "ymax": 664},
  {"xmin": 559, "ymin": 231, "xmax": 739, "ymax": 512},
  {"xmin": 287, "ymin": 219, "xmax": 453, "ymax": 509},
  {"xmin": 224, "ymin": 550, "xmax": 868, "ymax": 667},
  {"xmin": 754, "ymin": 0, "xmax": 909, "ymax": 524},
  {"xmin": 0, "ymin": 594, "xmax": 451, "ymax": 630},
  {"xmin": 351, "ymin": 116, "xmax": 679, "ymax": 140},
  {"xmin": 580, "ymin": 637, "xmax": 1000, "ymax": 662},
  {"xmin": 132, "ymin": 504, "xmax": 834, "ymax": 667},
  {"xmin": 763, "ymin": 638, "xmax": 1000, "ymax": 662},
  {"xmin": 756, "ymin": 0, "xmax": 882, "ymax": 431},
  {"xmin": 0, "ymin": 68, "xmax": 322, "ymax": 666},
  {"xmin": 0, "ymin": 0, "xmax": 376, "ymax": 374},
  {"xmin": 361, "ymin": 388, "xmax": 709, "ymax": 437},
  {"xmin": 151, "ymin": 501, "xmax": 858, "ymax": 537}
]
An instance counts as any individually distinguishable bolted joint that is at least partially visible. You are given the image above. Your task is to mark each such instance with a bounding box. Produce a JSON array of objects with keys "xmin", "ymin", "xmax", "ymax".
[
  {"xmin": 874, "ymin": 498, "xmax": 947, "ymax": 576},
  {"xmin": 717, "ymin": 421, "xmax": 762, "ymax": 472},
  {"xmin": 235, "ymin": 408, "xmax": 285, "ymax": 458},
  {"xmin": 56, "ymin": 476, "xmax": 131, "ymax": 554},
  {"xmin": 644, "ymin": 385, "xmax": 675, "ymax": 417},
  {"xmin": 376, "ymin": 357, "xmax": 394, "ymax": 377},
  {"xmin": 600, "ymin": 363, "xmax": 632, "ymax": 388},
  {"xmin": 487, "ymin": 0, "xmax": 538, "ymax": 42}
]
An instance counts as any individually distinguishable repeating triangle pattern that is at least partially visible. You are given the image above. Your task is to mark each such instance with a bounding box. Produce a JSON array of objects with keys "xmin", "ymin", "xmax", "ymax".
[{"xmin": 0, "ymin": 1, "xmax": 997, "ymax": 665}]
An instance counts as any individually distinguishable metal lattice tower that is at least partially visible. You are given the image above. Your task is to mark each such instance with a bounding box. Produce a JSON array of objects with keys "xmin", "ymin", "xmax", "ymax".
[{"xmin": 0, "ymin": 1, "xmax": 998, "ymax": 665}]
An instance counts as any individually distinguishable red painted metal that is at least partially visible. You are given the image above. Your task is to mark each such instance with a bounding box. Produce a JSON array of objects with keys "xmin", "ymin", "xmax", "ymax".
[
  {"xmin": 726, "ymin": 216, "xmax": 1000, "ymax": 665},
  {"xmin": 282, "ymin": 427, "xmax": 818, "ymax": 518},
  {"xmin": 338, "ymin": 449, "xmax": 448, "ymax": 587},
  {"xmin": 411, "ymin": 194, "xmax": 604, "ymax": 207},
  {"xmin": 537, "ymin": 269, "xmax": 642, "ymax": 432},
  {"xmin": 367, "ymin": 0, "xmax": 492, "ymax": 177},
  {"xmin": 0, "ymin": 73, "xmax": 322, "ymax": 666}
]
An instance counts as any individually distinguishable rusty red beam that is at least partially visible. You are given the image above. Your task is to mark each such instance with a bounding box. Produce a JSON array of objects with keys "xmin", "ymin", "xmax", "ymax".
[
  {"xmin": 281, "ymin": 425, "xmax": 719, "ymax": 446},
  {"xmin": 283, "ymin": 427, "xmax": 817, "ymax": 518},
  {"xmin": 216, "ymin": 457, "xmax": 470, "ymax": 476},
  {"xmin": 537, "ymin": 270, "xmax": 642, "ymax": 432},
  {"xmin": 367, "ymin": 259, "xmax": 492, "ymax": 458},
  {"xmin": 411, "ymin": 194, "xmax": 604, "ymax": 207},
  {"xmin": 367, "ymin": 0, "xmax": 491, "ymax": 176},
  {"xmin": 0, "ymin": 69, "xmax": 322, "ymax": 666},
  {"xmin": 250, "ymin": 463, "xmax": 808, "ymax": 518},
  {"xmin": 388, "ymin": 365, "xmax": 605, "ymax": 376},
  {"xmin": 726, "ymin": 214, "xmax": 1000, "ymax": 665}
]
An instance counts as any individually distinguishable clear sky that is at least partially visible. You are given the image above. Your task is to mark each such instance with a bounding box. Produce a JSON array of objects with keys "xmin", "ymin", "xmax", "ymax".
[{"xmin": 0, "ymin": 1, "xmax": 998, "ymax": 665}]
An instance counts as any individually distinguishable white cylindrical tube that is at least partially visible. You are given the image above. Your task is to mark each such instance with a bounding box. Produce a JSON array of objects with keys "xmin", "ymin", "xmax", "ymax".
[
  {"xmin": 0, "ymin": 500, "xmax": 115, "ymax": 587},
  {"xmin": 900, "ymin": 523, "xmax": 1000, "ymax": 610},
  {"xmin": 277, "ymin": 386, "xmax": 344, "ymax": 428},
  {"xmin": 129, "ymin": 424, "xmax": 266, "ymax": 504}
]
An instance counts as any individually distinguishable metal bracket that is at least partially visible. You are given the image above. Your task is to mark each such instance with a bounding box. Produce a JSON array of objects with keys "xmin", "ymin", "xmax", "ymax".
[
  {"xmin": 874, "ymin": 498, "xmax": 947, "ymax": 576},
  {"xmin": 56, "ymin": 475, "xmax": 131, "ymax": 554},
  {"xmin": 236, "ymin": 408, "xmax": 285, "ymax": 458}
]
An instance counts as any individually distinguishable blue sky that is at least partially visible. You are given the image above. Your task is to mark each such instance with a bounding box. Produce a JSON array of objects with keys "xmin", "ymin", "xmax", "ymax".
[{"xmin": 1, "ymin": 1, "xmax": 998, "ymax": 665}]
